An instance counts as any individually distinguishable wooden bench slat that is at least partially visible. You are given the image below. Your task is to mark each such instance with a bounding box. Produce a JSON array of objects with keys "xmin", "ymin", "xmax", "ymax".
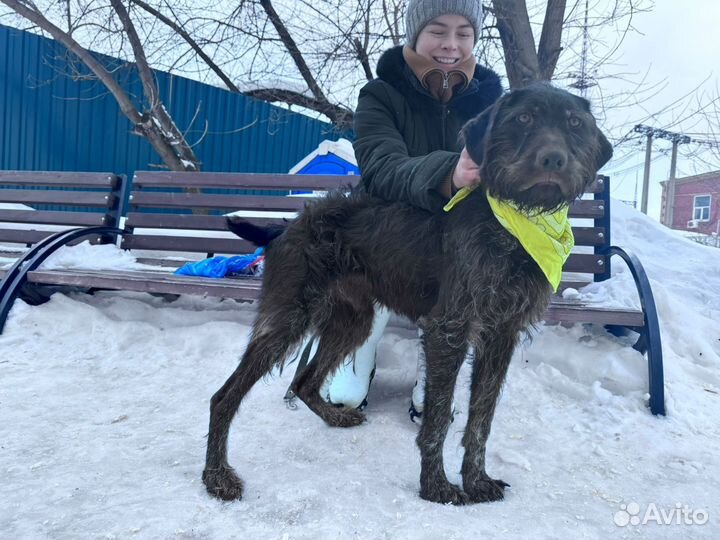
[
  {"xmin": 129, "ymin": 191, "xmax": 306, "ymax": 211},
  {"xmin": 584, "ymin": 177, "xmax": 606, "ymax": 194},
  {"xmin": 0, "ymin": 209, "xmax": 106, "ymax": 227},
  {"xmin": 568, "ymin": 199, "xmax": 605, "ymax": 218},
  {"xmin": 122, "ymin": 236, "xmax": 605, "ymax": 270},
  {"xmin": 125, "ymin": 213, "xmax": 288, "ymax": 231},
  {"xmin": 121, "ymin": 234, "xmax": 255, "ymax": 254},
  {"xmin": 131, "ymin": 172, "xmax": 607, "ymax": 194},
  {"xmin": 127, "ymin": 214, "xmax": 602, "ymax": 247},
  {"xmin": 130, "ymin": 187, "xmax": 602, "ymax": 215},
  {"xmin": 0, "ymin": 228, "xmax": 108, "ymax": 246},
  {"xmin": 0, "ymin": 171, "xmax": 118, "ymax": 187},
  {"xmin": 0, "ymin": 228, "xmax": 56, "ymax": 244},
  {"xmin": 25, "ymin": 269, "xmax": 262, "ymax": 300},
  {"xmin": 22, "ymin": 268, "xmax": 641, "ymax": 326},
  {"xmin": 563, "ymin": 253, "xmax": 606, "ymax": 274},
  {"xmin": 0, "ymin": 189, "xmax": 116, "ymax": 207},
  {"xmin": 545, "ymin": 303, "xmax": 644, "ymax": 326},
  {"xmin": 571, "ymin": 227, "xmax": 606, "ymax": 246},
  {"xmin": 132, "ymin": 172, "xmax": 359, "ymax": 191}
]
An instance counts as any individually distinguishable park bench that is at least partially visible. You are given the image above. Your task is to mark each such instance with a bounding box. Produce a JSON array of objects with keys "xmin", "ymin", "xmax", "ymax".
[
  {"xmin": 0, "ymin": 171, "xmax": 664, "ymax": 415},
  {"xmin": 0, "ymin": 170, "xmax": 126, "ymax": 255},
  {"xmin": 0, "ymin": 169, "xmax": 127, "ymax": 302}
]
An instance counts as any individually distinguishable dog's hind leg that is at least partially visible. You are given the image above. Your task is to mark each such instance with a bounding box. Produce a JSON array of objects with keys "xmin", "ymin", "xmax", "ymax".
[
  {"xmin": 292, "ymin": 277, "xmax": 376, "ymax": 428},
  {"xmin": 460, "ymin": 328, "xmax": 517, "ymax": 503},
  {"xmin": 416, "ymin": 318, "xmax": 471, "ymax": 505},
  {"xmin": 203, "ymin": 307, "xmax": 308, "ymax": 501}
]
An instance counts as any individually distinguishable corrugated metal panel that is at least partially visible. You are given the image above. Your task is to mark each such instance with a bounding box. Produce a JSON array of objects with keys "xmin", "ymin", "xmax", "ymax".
[{"xmin": 0, "ymin": 23, "xmax": 346, "ymax": 187}]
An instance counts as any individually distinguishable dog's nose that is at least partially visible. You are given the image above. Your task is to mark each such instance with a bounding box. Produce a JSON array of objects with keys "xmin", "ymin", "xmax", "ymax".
[{"xmin": 537, "ymin": 149, "xmax": 568, "ymax": 172}]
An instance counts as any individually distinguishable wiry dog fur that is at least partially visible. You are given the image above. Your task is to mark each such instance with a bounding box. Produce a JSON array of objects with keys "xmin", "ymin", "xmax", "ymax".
[{"xmin": 203, "ymin": 84, "xmax": 613, "ymax": 505}]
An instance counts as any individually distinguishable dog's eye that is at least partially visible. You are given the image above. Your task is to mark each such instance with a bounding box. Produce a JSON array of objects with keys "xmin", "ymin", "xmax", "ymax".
[
  {"xmin": 568, "ymin": 116, "xmax": 582, "ymax": 128},
  {"xmin": 517, "ymin": 113, "xmax": 532, "ymax": 124}
]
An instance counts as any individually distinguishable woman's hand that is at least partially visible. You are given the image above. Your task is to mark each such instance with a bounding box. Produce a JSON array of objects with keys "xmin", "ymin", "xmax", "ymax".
[{"xmin": 451, "ymin": 147, "xmax": 481, "ymax": 192}]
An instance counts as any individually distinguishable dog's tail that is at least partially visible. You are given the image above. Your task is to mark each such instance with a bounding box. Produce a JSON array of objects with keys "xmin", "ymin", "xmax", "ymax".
[{"xmin": 225, "ymin": 215, "xmax": 286, "ymax": 247}]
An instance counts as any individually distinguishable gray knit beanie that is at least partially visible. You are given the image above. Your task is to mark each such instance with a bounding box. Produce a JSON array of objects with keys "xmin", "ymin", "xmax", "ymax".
[{"xmin": 405, "ymin": 0, "xmax": 483, "ymax": 49}]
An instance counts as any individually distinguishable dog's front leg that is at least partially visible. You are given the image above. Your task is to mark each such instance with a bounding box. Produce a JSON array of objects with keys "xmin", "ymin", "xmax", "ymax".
[
  {"xmin": 460, "ymin": 329, "xmax": 517, "ymax": 502},
  {"xmin": 417, "ymin": 321, "xmax": 470, "ymax": 505}
]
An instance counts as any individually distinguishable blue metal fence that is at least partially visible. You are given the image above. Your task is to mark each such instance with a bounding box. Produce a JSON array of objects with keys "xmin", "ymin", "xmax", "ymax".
[{"xmin": 0, "ymin": 23, "xmax": 344, "ymax": 184}]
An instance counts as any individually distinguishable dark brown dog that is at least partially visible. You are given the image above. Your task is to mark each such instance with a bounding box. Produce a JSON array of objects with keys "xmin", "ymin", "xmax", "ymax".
[{"xmin": 203, "ymin": 84, "xmax": 613, "ymax": 505}]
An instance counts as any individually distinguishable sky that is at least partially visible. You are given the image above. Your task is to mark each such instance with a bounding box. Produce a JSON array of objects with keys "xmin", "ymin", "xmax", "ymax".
[{"xmin": 586, "ymin": 1, "xmax": 720, "ymax": 220}]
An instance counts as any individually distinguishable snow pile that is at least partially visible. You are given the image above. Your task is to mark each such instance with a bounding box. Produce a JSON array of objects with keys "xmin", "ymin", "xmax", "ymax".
[
  {"xmin": 38, "ymin": 241, "xmax": 157, "ymax": 272},
  {"xmin": 0, "ymin": 202, "xmax": 718, "ymax": 539}
]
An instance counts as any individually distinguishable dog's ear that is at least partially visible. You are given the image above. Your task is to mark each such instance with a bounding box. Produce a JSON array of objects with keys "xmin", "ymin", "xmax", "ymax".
[
  {"xmin": 459, "ymin": 98, "xmax": 503, "ymax": 166},
  {"xmin": 594, "ymin": 129, "xmax": 613, "ymax": 171}
]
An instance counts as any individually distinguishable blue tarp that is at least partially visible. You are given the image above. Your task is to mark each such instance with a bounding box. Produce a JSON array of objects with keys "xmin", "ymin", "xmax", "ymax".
[{"xmin": 174, "ymin": 248, "xmax": 264, "ymax": 278}]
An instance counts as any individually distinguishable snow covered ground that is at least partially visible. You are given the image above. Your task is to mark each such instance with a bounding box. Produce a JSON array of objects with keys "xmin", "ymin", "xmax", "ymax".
[{"xmin": 1, "ymin": 201, "xmax": 719, "ymax": 539}]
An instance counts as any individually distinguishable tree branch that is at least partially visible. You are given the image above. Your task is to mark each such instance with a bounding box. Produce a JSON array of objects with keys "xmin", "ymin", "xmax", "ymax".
[
  {"xmin": 0, "ymin": 0, "xmax": 143, "ymax": 124},
  {"xmin": 537, "ymin": 0, "xmax": 566, "ymax": 80},
  {"xmin": 1, "ymin": 0, "xmax": 201, "ymax": 171},
  {"xmin": 109, "ymin": 0, "xmax": 198, "ymax": 169},
  {"xmin": 258, "ymin": 0, "xmax": 329, "ymax": 104},
  {"xmin": 128, "ymin": 0, "xmax": 242, "ymax": 93},
  {"xmin": 244, "ymin": 87, "xmax": 353, "ymax": 130},
  {"xmin": 109, "ymin": 0, "xmax": 158, "ymax": 108},
  {"xmin": 353, "ymin": 37, "xmax": 374, "ymax": 81},
  {"xmin": 492, "ymin": 0, "xmax": 540, "ymax": 88}
]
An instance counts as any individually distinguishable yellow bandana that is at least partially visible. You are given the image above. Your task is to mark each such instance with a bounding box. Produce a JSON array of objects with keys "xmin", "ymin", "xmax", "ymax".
[{"xmin": 444, "ymin": 187, "xmax": 574, "ymax": 292}]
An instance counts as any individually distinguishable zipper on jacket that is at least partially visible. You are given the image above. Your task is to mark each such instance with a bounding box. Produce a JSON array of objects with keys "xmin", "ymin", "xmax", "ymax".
[
  {"xmin": 441, "ymin": 104, "xmax": 448, "ymax": 148},
  {"xmin": 442, "ymin": 72, "xmax": 449, "ymax": 89}
]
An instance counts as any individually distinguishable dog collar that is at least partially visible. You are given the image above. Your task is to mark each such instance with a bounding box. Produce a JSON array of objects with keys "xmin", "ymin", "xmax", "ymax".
[{"xmin": 444, "ymin": 187, "xmax": 574, "ymax": 292}]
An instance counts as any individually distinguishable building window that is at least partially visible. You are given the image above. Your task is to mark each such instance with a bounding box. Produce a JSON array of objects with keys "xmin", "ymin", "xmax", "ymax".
[{"xmin": 693, "ymin": 195, "xmax": 711, "ymax": 221}]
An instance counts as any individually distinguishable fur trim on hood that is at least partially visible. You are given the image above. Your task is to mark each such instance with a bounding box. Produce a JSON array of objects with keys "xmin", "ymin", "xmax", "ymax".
[{"xmin": 375, "ymin": 45, "xmax": 503, "ymax": 117}]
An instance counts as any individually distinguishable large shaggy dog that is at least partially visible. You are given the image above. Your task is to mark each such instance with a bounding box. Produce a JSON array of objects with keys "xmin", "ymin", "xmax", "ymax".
[{"xmin": 203, "ymin": 84, "xmax": 613, "ymax": 505}]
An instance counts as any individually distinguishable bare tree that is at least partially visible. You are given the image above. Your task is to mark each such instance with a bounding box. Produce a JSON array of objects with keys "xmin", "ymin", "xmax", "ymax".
[
  {"xmin": 114, "ymin": 0, "xmax": 409, "ymax": 130},
  {"xmin": 120, "ymin": 0, "xmax": 653, "ymax": 128},
  {"xmin": 0, "ymin": 0, "xmax": 656, "ymax": 132},
  {"xmin": 0, "ymin": 0, "xmax": 201, "ymax": 171}
]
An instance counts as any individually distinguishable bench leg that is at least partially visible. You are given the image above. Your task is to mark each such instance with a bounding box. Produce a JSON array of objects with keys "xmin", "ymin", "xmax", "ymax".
[
  {"xmin": 642, "ymin": 323, "xmax": 665, "ymax": 416},
  {"xmin": 606, "ymin": 246, "xmax": 665, "ymax": 416}
]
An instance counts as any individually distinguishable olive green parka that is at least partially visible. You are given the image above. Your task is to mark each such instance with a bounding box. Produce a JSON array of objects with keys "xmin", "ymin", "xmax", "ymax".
[{"xmin": 353, "ymin": 46, "xmax": 503, "ymax": 212}]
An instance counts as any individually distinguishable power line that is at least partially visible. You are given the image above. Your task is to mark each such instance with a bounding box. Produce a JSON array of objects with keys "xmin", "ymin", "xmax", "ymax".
[
  {"xmin": 634, "ymin": 124, "xmax": 719, "ymax": 148},
  {"xmin": 633, "ymin": 124, "xmax": 691, "ymax": 145},
  {"xmin": 632, "ymin": 125, "xmax": 699, "ymax": 222}
]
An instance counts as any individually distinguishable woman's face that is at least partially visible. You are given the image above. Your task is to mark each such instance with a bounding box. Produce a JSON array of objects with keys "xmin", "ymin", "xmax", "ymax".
[{"xmin": 414, "ymin": 14, "xmax": 475, "ymax": 72}]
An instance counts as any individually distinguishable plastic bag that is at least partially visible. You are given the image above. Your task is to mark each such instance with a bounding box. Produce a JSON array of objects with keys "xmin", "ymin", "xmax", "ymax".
[{"xmin": 174, "ymin": 248, "xmax": 264, "ymax": 278}]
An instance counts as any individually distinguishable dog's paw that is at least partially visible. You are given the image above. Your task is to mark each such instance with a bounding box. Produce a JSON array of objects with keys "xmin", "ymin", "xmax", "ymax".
[
  {"xmin": 323, "ymin": 406, "xmax": 366, "ymax": 428},
  {"xmin": 202, "ymin": 465, "xmax": 244, "ymax": 501},
  {"xmin": 420, "ymin": 481, "xmax": 470, "ymax": 505},
  {"xmin": 464, "ymin": 476, "xmax": 508, "ymax": 503}
]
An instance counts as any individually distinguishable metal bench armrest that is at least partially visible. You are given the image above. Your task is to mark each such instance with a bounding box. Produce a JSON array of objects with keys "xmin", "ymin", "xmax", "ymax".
[{"xmin": 606, "ymin": 245, "xmax": 665, "ymax": 415}]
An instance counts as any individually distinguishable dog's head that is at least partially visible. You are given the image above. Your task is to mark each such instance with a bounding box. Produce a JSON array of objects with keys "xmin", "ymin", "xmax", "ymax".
[{"xmin": 461, "ymin": 84, "xmax": 613, "ymax": 213}]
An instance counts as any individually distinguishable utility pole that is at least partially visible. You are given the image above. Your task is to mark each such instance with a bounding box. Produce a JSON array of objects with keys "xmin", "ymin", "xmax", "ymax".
[
  {"xmin": 640, "ymin": 131, "xmax": 653, "ymax": 215},
  {"xmin": 665, "ymin": 141, "xmax": 679, "ymax": 226},
  {"xmin": 568, "ymin": 0, "xmax": 597, "ymax": 98},
  {"xmin": 633, "ymin": 125, "xmax": 691, "ymax": 219}
]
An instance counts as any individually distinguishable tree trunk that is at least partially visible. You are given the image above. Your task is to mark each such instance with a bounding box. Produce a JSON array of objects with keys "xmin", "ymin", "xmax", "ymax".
[{"xmin": 492, "ymin": 0, "xmax": 567, "ymax": 88}]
